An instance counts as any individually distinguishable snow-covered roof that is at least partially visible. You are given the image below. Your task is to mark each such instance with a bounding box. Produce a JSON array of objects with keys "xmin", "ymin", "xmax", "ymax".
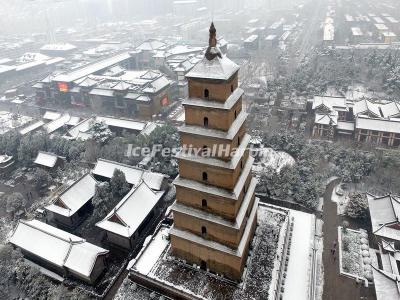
[
  {"xmin": 174, "ymin": 156, "xmax": 255, "ymax": 201},
  {"xmin": 185, "ymin": 47, "xmax": 239, "ymax": 81},
  {"xmin": 182, "ymin": 88, "xmax": 243, "ymax": 110},
  {"xmin": 176, "ymin": 133, "xmax": 250, "ymax": 170},
  {"xmin": 336, "ymin": 121, "xmax": 355, "ymax": 131},
  {"xmin": 372, "ymin": 266, "xmax": 400, "ymax": 300},
  {"xmin": 173, "ymin": 178, "xmax": 256, "ymax": 230},
  {"xmin": 353, "ymin": 99, "xmax": 381, "ymax": 117},
  {"xmin": 45, "ymin": 174, "xmax": 97, "ymax": 217},
  {"xmin": 136, "ymin": 39, "xmax": 166, "ymax": 52},
  {"xmin": 179, "ymin": 111, "xmax": 247, "ymax": 140},
  {"xmin": 170, "ymin": 198, "xmax": 258, "ymax": 257},
  {"xmin": 66, "ymin": 116, "xmax": 81, "ymax": 127},
  {"xmin": 43, "ymin": 111, "xmax": 62, "ymax": 121},
  {"xmin": 96, "ymin": 181, "xmax": 164, "ymax": 237},
  {"xmin": 351, "ymin": 27, "xmax": 363, "ymax": 36},
  {"xmin": 96, "ymin": 116, "xmax": 146, "ymax": 132},
  {"xmin": 92, "ymin": 159, "xmax": 166, "ymax": 191},
  {"xmin": 356, "ymin": 116, "xmax": 400, "ymax": 134},
  {"xmin": 34, "ymin": 151, "xmax": 60, "ymax": 168},
  {"xmin": 19, "ymin": 120, "xmax": 45, "ymax": 135},
  {"xmin": 314, "ymin": 113, "xmax": 338, "ymax": 126},
  {"xmin": 312, "ymin": 96, "xmax": 347, "ymax": 112},
  {"xmin": 381, "ymin": 102, "xmax": 400, "ymax": 118},
  {"xmin": 54, "ymin": 52, "xmax": 131, "ymax": 83},
  {"xmin": 368, "ymin": 194, "xmax": 400, "ymax": 241},
  {"xmin": 44, "ymin": 114, "xmax": 71, "ymax": 133},
  {"xmin": 10, "ymin": 220, "xmax": 108, "ymax": 278},
  {"xmin": 40, "ymin": 43, "xmax": 76, "ymax": 51},
  {"xmin": 324, "ymin": 24, "xmax": 335, "ymax": 41},
  {"xmin": 375, "ymin": 23, "xmax": 389, "ymax": 31}
]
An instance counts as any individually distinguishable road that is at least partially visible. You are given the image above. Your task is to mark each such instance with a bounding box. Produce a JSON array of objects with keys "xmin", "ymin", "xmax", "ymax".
[{"xmin": 322, "ymin": 181, "xmax": 376, "ymax": 300}]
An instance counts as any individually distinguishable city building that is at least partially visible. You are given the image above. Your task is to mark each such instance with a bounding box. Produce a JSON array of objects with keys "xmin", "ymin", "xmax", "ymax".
[
  {"xmin": 33, "ymin": 52, "xmax": 173, "ymax": 119},
  {"xmin": 170, "ymin": 23, "xmax": 258, "ymax": 280},
  {"xmin": 9, "ymin": 219, "xmax": 109, "ymax": 284}
]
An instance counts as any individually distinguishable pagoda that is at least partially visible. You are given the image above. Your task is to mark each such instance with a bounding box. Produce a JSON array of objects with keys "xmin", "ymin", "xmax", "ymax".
[{"xmin": 170, "ymin": 23, "xmax": 258, "ymax": 280}]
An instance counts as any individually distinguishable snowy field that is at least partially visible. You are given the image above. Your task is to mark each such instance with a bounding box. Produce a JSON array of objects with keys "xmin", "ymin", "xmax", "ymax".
[
  {"xmin": 0, "ymin": 111, "xmax": 32, "ymax": 134},
  {"xmin": 252, "ymin": 147, "xmax": 295, "ymax": 174}
]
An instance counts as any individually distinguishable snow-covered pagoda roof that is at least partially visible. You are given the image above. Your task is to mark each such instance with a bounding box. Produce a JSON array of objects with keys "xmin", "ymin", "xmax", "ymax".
[
  {"xmin": 92, "ymin": 158, "xmax": 167, "ymax": 191},
  {"xmin": 45, "ymin": 173, "xmax": 98, "ymax": 217},
  {"xmin": 96, "ymin": 181, "xmax": 164, "ymax": 237},
  {"xmin": 186, "ymin": 23, "xmax": 239, "ymax": 81},
  {"xmin": 10, "ymin": 220, "xmax": 109, "ymax": 278},
  {"xmin": 367, "ymin": 194, "xmax": 400, "ymax": 241},
  {"xmin": 34, "ymin": 151, "xmax": 61, "ymax": 168}
]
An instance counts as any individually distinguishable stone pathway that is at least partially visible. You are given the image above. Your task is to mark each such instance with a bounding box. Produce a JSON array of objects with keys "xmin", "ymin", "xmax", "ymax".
[{"xmin": 322, "ymin": 181, "xmax": 376, "ymax": 300}]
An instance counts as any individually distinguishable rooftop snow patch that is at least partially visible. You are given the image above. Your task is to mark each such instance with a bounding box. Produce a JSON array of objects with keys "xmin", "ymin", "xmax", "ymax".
[
  {"xmin": 45, "ymin": 173, "xmax": 98, "ymax": 217},
  {"xmin": 96, "ymin": 181, "xmax": 164, "ymax": 238},
  {"xmin": 185, "ymin": 47, "xmax": 239, "ymax": 81},
  {"xmin": 34, "ymin": 151, "xmax": 61, "ymax": 168},
  {"xmin": 92, "ymin": 158, "xmax": 166, "ymax": 191},
  {"xmin": 9, "ymin": 220, "xmax": 109, "ymax": 278}
]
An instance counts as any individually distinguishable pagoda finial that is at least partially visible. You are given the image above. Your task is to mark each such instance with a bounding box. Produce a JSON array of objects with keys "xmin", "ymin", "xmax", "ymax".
[
  {"xmin": 205, "ymin": 22, "xmax": 221, "ymax": 61},
  {"xmin": 209, "ymin": 22, "xmax": 217, "ymax": 47}
]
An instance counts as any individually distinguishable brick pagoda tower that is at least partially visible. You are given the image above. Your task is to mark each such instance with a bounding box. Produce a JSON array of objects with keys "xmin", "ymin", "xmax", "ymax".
[{"xmin": 170, "ymin": 23, "xmax": 259, "ymax": 280}]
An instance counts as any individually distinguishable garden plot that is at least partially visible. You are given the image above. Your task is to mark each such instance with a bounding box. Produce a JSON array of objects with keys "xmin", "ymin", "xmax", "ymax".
[
  {"xmin": 338, "ymin": 227, "xmax": 372, "ymax": 281},
  {"xmin": 0, "ymin": 111, "xmax": 32, "ymax": 134}
]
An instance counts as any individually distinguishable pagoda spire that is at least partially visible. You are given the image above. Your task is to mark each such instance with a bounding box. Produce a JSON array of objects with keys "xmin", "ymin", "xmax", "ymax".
[
  {"xmin": 205, "ymin": 22, "xmax": 222, "ymax": 61},
  {"xmin": 209, "ymin": 22, "xmax": 217, "ymax": 47}
]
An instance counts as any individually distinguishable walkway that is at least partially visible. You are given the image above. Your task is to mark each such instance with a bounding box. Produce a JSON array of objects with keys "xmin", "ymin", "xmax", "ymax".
[{"xmin": 322, "ymin": 181, "xmax": 376, "ymax": 300}]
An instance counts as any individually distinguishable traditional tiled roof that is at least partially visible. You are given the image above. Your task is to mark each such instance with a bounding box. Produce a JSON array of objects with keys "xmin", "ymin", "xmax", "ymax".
[{"xmin": 96, "ymin": 181, "xmax": 164, "ymax": 237}]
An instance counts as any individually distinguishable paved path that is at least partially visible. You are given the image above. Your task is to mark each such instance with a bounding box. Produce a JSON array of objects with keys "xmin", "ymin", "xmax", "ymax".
[{"xmin": 322, "ymin": 181, "xmax": 376, "ymax": 300}]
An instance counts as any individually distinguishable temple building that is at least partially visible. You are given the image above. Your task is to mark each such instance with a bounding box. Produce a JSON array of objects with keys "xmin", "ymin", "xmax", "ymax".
[{"xmin": 170, "ymin": 23, "xmax": 258, "ymax": 280}]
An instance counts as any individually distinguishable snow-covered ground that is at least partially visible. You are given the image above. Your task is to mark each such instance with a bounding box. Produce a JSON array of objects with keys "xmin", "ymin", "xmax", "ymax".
[
  {"xmin": 283, "ymin": 209, "xmax": 316, "ymax": 300},
  {"xmin": 0, "ymin": 111, "xmax": 32, "ymax": 134},
  {"xmin": 330, "ymin": 184, "xmax": 349, "ymax": 215},
  {"xmin": 252, "ymin": 147, "xmax": 295, "ymax": 174},
  {"xmin": 130, "ymin": 226, "xmax": 170, "ymax": 275}
]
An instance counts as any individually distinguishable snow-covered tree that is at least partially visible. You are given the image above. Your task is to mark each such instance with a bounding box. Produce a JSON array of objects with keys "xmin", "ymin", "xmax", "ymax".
[
  {"xmin": 345, "ymin": 192, "xmax": 369, "ymax": 219},
  {"xmin": 110, "ymin": 169, "xmax": 130, "ymax": 198},
  {"xmin": 6, "ymin": 192, "xmax": 26, "ymax": 215},
  {"xmin": 89, "ymin": 121, "xmax": 114, "ymax": 144}
]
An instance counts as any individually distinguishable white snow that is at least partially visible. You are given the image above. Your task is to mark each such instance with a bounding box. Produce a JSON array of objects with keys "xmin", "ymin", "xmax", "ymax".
[
  {"xmin": 10, "ymin": 220, "xmax": 109, "ymax": 277},
  {"xmin": 45, "ymin": 173, "xmax": 97, "ymax": 217},
  {"xmin": 252, "ymin": 147, "xmax": 295, "ymax": 174},
  {"xmin": 34, "ymin": 151, "xmax": 60, "ymax": 168},
  {"xmin": 92, "ymin": 158, "xmax": 166, "ymax": 191},
  {"xmin": 96, "ymin": 181, "xmax": 164, "ymax": 237},
  {"xmin": 283, "ymin": 209, "xmax": 315, "ymax": 300},
  {"xmin": 0, "ymin": 111, "xmax": 33, "ymax": 134},
  {"xmin": 133, "ymin": 226, "xmax": 170, "ymax": 275}
]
